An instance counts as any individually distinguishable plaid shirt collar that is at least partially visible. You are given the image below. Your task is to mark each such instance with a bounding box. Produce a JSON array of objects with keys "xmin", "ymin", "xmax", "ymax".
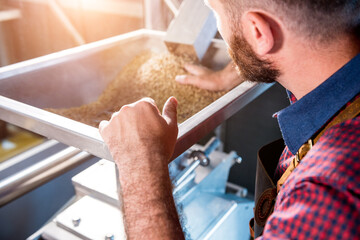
[{"xmin": 276, "ymin": 53, "xmax": 360, "ymax": 154}]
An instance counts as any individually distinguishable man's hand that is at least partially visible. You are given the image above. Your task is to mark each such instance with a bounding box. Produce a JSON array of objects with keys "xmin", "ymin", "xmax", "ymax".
[
  {"xmin": 175, "ymin": 62, "xmax": 243, "ymax": 91},
  {"xmin": 99, "ymin": 97, "xmax": 184, "ymax": 240},
  {"xmin": 99, "ymin": 97, "xmax": 178, "ymax": 167}
]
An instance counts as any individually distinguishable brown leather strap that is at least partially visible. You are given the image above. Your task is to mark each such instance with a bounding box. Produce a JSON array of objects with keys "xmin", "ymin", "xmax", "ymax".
[
  {"xmin": 276, "ymin": 154, "xmax": 299, "ymax": 192},
  {"xmin": 254, "ymin": 139, "xmax": 284, "ymax": 237},
  {"xmin": 277, "ymin": 96, "xmax": 360, "ymax": 192},
  {"xmin": 249, "ymin": 218, "xmax": 255, "ymax": 239},
  {"xmin": 314, "ymin": 97, "xmax": 360, "ymax": 144}
]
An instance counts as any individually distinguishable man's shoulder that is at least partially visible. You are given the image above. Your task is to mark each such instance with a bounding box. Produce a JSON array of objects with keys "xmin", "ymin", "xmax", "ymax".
[
  {"xmin": 281, "ymin": 116, "xmax": 360, "ymax": 193},
  {"xmin": 316, "ymin": 114, "xmax": 360, "ymax": 154},
  {"xmin": 271, "ymin": 116, "xmax": 360, "ymax": 240},
  {"xmin": 305, "ymin": 115, "xmax": 359, "ymax": 170}
]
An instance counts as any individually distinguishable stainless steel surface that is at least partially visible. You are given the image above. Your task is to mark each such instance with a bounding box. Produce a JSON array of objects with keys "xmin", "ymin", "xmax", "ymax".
[
  {"xmin": 39, "ymin": 140, "xmax": 253, "ymax": 240},
  {"xmin": 226, "ymin": 182, "xmax": 248, "ymax": 198},
  {"xmin": 72, "ymin": 159, "xmax": 119, "ymax": 207},
  {"xmin": 173, "ymin": 137, "xmax": 220, "ymax": 190},
  {"xmin": 172, "ymin": 81, "xmax": 273, "ymax": 159},
  {"xmin": 0, "ymin": 95, "xmax": 112, "ymax": 160},
  {"xmin": 55, "ymin": 196, "xmax": 126, "ymax": 240},
  {"xmin": 203, "ymin": 137, "xmax": 221, "ymax": 157},
  {"xmin": 0, "ymin": 147, "xmax": 80, "ymax": 192},
  {"xmin": 164, "ymin": 0, "xmax": 218, "ymax": 60},
  {"xmin": 173, "ymin": 159, "xmax": 201, "ymax": 190},
  {"xmin": 0, "ymin": 139, "xmax": 58, "ymax": 172},
  {"xmin": 72, "ymin": 217, "xmax": 81, "ymax": 227},
  {"xmin": 36, "ymin": 221, "xmax": 83, "ymax": 240},
  {"xmin": 0, "ymin": 147, "xmax": 92, "ymax": 206},
  {"xmin": 176, "ymin": 148, "xmax": 253, "ymax": 239},
  {"xmin": 0, "ymin": 29, "xmax": 272, "ymax": 161}
]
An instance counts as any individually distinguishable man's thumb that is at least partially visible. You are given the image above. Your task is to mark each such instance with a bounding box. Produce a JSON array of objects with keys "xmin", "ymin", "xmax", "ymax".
[{"xmin": 162, "ymin": 97, "xmax": 178, "ymax": 126}]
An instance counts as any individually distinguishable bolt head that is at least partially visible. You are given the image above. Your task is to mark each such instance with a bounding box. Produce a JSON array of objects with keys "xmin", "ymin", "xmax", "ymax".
[
  {"xmin": 234, "ymin": 157, "xmax": 242, "ymax": 164},
  {"xmin": 72, "ymin": 217, "xmax": 81, "ymax": 227}
]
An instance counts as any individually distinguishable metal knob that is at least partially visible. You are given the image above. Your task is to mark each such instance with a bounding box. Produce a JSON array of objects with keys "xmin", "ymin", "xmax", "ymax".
[
  {"xmin": 173, "ymin": 138, "xmax": 220, "ymax": 189},
  {"xmin": 189, "ymin": 150, "xmax": 210, "ymax": 167},
  {"xmin": 105, "ymin": 233, "xmax": 114, "ymax": 240}
]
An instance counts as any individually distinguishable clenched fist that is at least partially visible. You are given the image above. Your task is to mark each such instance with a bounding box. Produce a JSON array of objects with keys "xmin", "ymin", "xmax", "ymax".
[{"xmin": 99, "ymin": 97, "xmax": 178, "ymax": 171}]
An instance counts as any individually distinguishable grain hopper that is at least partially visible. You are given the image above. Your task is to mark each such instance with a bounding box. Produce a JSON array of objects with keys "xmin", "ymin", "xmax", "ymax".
[
  {"xmin": 0, "ymin": 0, "xmax": 278, "ymax": 237},
  {"xmin": 0, "ymin": 29, "xmax": 271, "ymax": 162},
  {"xmin": 0, "ymin": 29, "xmax": 272, "ymax": 238}
]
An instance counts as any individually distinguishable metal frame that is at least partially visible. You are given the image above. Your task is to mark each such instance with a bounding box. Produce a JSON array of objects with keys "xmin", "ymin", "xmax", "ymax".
[
  {"xmin": 164, "ymin": 0, "xmax": 218, "ymax": 60},
  {"xmin": 0, "ymin": 146, "xmax": 92, "ymax": 206},
  {"xmin": 0, "ymin": 139, "xmax": 59, "ymax": 172},
  {"xmin": 0, "ymin": 30, "xmax": 273, "ymax": 162},
  {"xmin": 19, "ymin": 0, "xmax": 143, "ymax": 18},
  {"xmin": 163, "ymin": 0, "xmax": 180, "ymax": 16}
]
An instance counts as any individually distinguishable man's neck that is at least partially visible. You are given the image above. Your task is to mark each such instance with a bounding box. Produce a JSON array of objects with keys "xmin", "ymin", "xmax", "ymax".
[{"xmin": 277, "ymin": 35, "xmax": 360, "ymax": 100}]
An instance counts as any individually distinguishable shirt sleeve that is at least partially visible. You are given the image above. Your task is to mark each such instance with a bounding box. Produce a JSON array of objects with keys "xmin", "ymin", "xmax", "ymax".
[{"xmin": 257, "ymin": 180, "xmax": 360, "ymax": 240}]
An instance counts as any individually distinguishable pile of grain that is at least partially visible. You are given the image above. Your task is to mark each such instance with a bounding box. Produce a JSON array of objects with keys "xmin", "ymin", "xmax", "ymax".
[{"xmin": 47, "ymin": 51, "xmax": 226, "ymax": 127}]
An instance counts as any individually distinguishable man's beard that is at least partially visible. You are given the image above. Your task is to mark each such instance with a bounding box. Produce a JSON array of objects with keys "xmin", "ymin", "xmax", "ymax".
[{"xmin": 228, "ymin": 34, "xmax": 280, "ymax": 83}]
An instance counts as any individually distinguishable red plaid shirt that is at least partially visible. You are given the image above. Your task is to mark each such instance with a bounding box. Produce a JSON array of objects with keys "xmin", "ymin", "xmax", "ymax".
[{"xmin": 258, "ymin": 55, "xmax": 360, "ymax": 239}]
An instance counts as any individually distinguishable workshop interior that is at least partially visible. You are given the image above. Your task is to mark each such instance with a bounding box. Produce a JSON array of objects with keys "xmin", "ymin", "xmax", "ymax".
[{"xmin": 0, "ymin": 0, "xmax": 290, "ymax": 239}]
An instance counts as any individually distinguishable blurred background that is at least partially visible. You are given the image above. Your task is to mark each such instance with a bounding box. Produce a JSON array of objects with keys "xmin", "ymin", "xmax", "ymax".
[{"xmin": 0, "ymin": 0, "xmax": 180, "ymax": 67}]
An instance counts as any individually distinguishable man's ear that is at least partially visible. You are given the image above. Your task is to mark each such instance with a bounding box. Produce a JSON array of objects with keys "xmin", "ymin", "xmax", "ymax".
[{"xmin": 242, "ymin": 12, "xmax": 275, "ymax": 56}]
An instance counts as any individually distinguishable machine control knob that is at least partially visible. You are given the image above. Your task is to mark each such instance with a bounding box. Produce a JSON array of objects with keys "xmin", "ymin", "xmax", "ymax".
[
  {"xmin": 105, "ymin": 233, "xmax": 114, "ymax": 240},
  {"xmin": 189, "ymin": 150, "xmax": 210, "ymax": 166}
]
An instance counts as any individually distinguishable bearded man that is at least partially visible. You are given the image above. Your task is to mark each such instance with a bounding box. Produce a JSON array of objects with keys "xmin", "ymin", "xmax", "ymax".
[{"xmin": 99, "ymin": 0, "xmax": 360, "ymax": 239}]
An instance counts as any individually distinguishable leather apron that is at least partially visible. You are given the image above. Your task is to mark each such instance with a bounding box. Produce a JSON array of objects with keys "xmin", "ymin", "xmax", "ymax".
[
  {"xmin": 250, "ymin": 96, "xmax": 360, "ymax": 238},
  {"xmin": 253, "ymin": 138, "xmax": 284, "ymax": 238}
]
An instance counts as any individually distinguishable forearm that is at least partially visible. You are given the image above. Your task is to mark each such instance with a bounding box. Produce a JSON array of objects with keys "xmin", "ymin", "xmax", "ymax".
[
  {"xmin": 117, "ymin": 154, "xmax": 184, "ymax": 240},
  {"xmin": 99, "ymin": 97, "xmax": 181, "ymax": 239}
]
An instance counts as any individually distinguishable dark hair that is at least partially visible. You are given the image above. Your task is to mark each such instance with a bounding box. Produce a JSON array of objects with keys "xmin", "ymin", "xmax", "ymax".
[{"xmin": 222, "ymin": 0, "xmax": 360, "ymax": 42}]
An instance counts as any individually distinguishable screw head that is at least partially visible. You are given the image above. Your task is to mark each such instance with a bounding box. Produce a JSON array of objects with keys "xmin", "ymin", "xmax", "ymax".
[
  {"xmin": 234, "ymin": 157, "xmax": 242, "ymax": 164},
  {"xmin": 72, "ymin": 217, "xmax": 81, "ymax": 227}
]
